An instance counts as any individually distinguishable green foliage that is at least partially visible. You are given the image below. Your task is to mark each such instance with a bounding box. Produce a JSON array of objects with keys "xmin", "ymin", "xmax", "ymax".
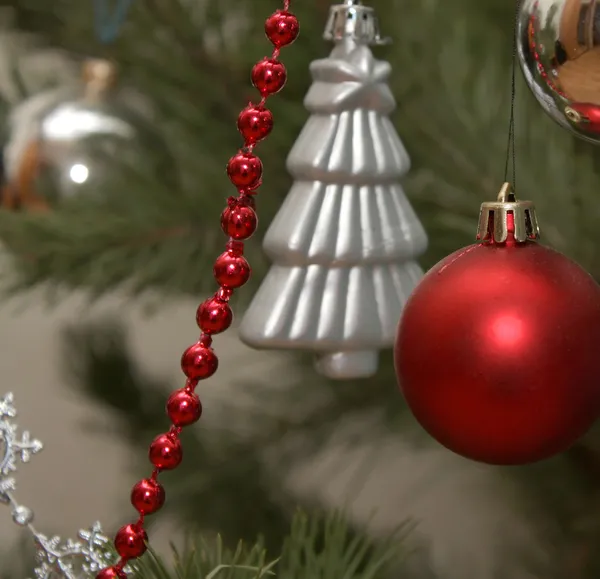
[
  {"xmin": 0, "ymin": 511, "xmax": 408, "ymax": 579},
  {"xmin": 132, "ymin": 511, "xmax": 408, "ymax": 579},
  {"xmin": 0, "ymin": 0, "xmax": 599, "ymax": 294},
  {"xmin": 134, "ymin": 535, "xmax": 274, "ymax": 579},
  {"xmin": 276, "ymin": 512, "xmax": 406, "ymax": 579},
  {"xmin": 2, "ymin": 0, "xmax": 600, "ymax": 578}
]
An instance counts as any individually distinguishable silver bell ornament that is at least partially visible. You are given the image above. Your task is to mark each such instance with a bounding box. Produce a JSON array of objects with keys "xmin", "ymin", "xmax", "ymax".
[
  {"xmin": 518, "ymin": 0, "xmax": 600, "ymax": 144},
  {"xmin": 1, "ymin": 58, "xmax": 174, "ymax": 211}
]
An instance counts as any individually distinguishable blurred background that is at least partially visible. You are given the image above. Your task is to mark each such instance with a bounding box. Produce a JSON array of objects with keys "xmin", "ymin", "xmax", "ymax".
[{"xmin": 1, "ymin": 0, "xmax": 600, "ymax": 578}]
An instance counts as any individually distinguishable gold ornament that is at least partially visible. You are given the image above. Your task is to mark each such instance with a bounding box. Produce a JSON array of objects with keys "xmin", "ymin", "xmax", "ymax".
[
  {"xmin": 517, "ymin": 0, "xmax": 600, "ymax": 144},
  {"xmin": 2, "ymin": 58, "xmax": 172, "ymax": 211}
]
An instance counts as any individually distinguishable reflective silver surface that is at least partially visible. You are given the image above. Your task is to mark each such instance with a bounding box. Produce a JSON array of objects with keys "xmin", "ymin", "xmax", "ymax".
[
  {"xmin": 239, "ymin": 2, "xmax": 427, "ymax": 380},
  {"xmin": 323, "ymin": 0, "xmax": 390, "ymax": 45},
  {"xmin": 2, "ymin": 59, "xmax": 172, "ymax": 209},
  {"xmin": 518, "ymin": 0, "xmax": 600, "ymax": 143}
]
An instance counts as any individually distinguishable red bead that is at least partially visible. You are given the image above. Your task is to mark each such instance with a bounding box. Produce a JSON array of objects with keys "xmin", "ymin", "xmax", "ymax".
[
  {"xmin": 227, "ymin": 152, "xmax": 262, "ymax": 190},
  {"xmin": 131, "ymin": 478, "xmax": 165, "ymax": 515},
  {"xmin": 251, "ymin": 58, "xmax": 287, "ymax": 97},
  {"xmin": 166, "ymin": 388, "xmax": 202, "ymax": 426},
  {"xmin": 181, "ymin": 342, "xmax": 219, "ymax": 380},
  {"xmin": 567, "ymin": 102, "xmax": 600, "ymax": 134},
  {"xmin": 221, "ymin": 202, "xmax": 258, "ymax": 240},
  {"xmin": 197, "ymin": 297, "xmax": 233, "ymax": 334},
  {"xmin": 265, "ymin": 10, "xmax": 299, "ymax": 48},
  {"xmin": 237, "ymin": 106, "xmax": 273, "ymax": 144},
  {"xmin": 148, "ymin": 433, "xmax": 182, "ymax": 470},
  {"xmin": 214, "ymin": 251, "xmax": 250, "ymax": 289},
  {"xmin": 114, "ymin": 523, "xmax": 147, "ymax": 559},
  {"xmin": 96, "ymin": 567, "xmax": 127, "ymax": 579},
  {"xmin": 395, "ymin": 233, "xmax": 600, "ymax": 465}
]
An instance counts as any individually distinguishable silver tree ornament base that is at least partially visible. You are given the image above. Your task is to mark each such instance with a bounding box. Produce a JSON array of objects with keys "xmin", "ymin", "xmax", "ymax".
[{"xmin": 315, "ymin": 351, "xmax": 379, "ymax": 380}]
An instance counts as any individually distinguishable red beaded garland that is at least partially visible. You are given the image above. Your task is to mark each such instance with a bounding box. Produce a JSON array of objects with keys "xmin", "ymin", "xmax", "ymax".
[
  {"xmin": 252, "ymin": 58, "xmax": 287, "ymax": 96},
  {"xmin": 166, "ymin": 388, "xmax": 202, "ymax": 426},
  {"xmin": 131, "ymin": 478, "xmax": 165, "ymax": 515},
  {"xmin": 99, "ymin": 4, "xmax": 298, "ymax": 576},
  {"xmin": 197, "ymin": 297, "xmax": 233, "ymax": 334},
  {"xmin": 227, "ymin": 152, "xmax": 263, "ymax": 190},
  {"xmin": 148, "ymin": 434, "xmax": 182, "ymax": 470},
  {"xmin": 221, "ymin": 202, "xmax": 258, "ymax": 240},
  {"xmin": 214, "ymin": 251, "xmax": 251, "ymax": 288},
  {"xmin": 181, "ymin": 342, "xmax": 219, "ymax": 379},
  {"xmin": 114, "ymin": 524, "xmax": 148, "ymax": 559},
  {"xmin": 237, "ymin": 106, "xmax": 274, "ymax": 144},
  {"xmin": 265, "ymin": 10, "xmax": 299, "ymax": 48},
  {"xmin": 96, "ymin": 567, "xmax": 127, "ymax": 579}
]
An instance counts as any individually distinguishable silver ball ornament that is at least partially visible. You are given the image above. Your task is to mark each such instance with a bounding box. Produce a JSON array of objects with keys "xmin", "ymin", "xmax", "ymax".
[
  {"xmin": 517, "ymin": 0, "xmax": 600, "ymax": 144},
  {"xmin": 2, "ymin": 59, "xmax": 174, "ymax": 210}
]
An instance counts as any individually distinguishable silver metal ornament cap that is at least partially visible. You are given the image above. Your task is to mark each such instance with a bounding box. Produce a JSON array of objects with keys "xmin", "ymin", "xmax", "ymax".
[
  {"xmin": 476, "ymin": 182, "xmax": 540, "ymax": 243},
  {"xmin": 81, "ymin": 58, "xmax": 119, "ymax": 100},
  {"xmin": 323, "ymin": 0, "xmax": 391, "ymax": 46}
]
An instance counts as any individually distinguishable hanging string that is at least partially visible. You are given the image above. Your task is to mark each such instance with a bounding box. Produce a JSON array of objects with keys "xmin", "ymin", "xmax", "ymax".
[
  {"xmin": 503, "ymin": 0, "xmax": 522, "ymax": 189},
  {"xmin": 93, "ymin": 0, "xmax": 133, "ymax": 44}
]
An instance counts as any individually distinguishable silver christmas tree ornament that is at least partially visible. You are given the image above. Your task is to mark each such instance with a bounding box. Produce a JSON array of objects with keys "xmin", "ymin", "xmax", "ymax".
[
  {"xmin": 239, "ymin": 0, "xmax": 428, "ymax": 380},
  {"xmin": 0, "ymin": 392, "xmax": 124, "ymax": 579}
]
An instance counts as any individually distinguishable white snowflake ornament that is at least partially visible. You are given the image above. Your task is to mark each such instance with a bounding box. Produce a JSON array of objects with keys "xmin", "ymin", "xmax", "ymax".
[
  {"xmin": 0, "ymin": 391, "xmax": 43, "ymax": 503},
  {"xmin": 1, "ymin": 392, "xmax": 120, "ymax": 579}
]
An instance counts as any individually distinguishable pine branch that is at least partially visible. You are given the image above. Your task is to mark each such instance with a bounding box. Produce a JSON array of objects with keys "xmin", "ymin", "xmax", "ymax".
[
  {"xmin": 128, "ymin": 511, "xmax": 410, "ymax": 579},
  {"xmin": 1, "ymin": 0, "xmax": 599, "ymax": 297}
]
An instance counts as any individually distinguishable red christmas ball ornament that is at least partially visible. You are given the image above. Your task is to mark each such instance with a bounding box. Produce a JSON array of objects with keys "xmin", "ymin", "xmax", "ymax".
[
  {"xmin": 96, "ymin": 567, "xmax": 127, "ymax": 579},
  {"xmin": 265, "ymin": 10, "xmax": 300, "ymax": 48},
  {"xmin": 227, "ymin": 152, "xmax": 263, "ymax": 190},
  {"xmin": 131, "ymin": 478, "xmax": 165, "ymax": 515},
  {"xmin": 148, "ymin": 433, "xmax": 183, "ymax": 470},
  {"xmin": 251, "ymin": 58, "xmax": 287, "ymax": 97},
  {"xmin": 237, "ymin": 106, "xmax": 273, "ymax": 144},
  {"xmin": 114, "ymin": 523, "xmax": 148, "ymax": 559},
  {"xmin": 214, "ymin": 249, "xmax": 251, "ymax": 288},
  {"xmin": 181, "ymin": 342, "xmax": 218, "ymax": 380},
  {"xmin": 166, "ymin": 388, "xmax": 202, "ymax": 427},
  {"xmin": 394, "ymin": 184, "xmax": 600, "ymax": 465},
  {"xmin": 197, "ymin": 297, "xmax": 233, "ymax": 334}
]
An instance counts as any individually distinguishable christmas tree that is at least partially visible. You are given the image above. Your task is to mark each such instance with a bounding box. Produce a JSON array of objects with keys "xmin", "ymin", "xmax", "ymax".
[
  {"xmin": 239, "ymin": 1, "xmax": 427, "ymax": 380},
  {"xmin": 2, "ymin": 1, "xmax": 600, "ymax": 578}
]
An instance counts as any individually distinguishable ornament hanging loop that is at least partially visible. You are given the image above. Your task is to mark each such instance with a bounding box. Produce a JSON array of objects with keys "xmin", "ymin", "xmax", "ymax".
[
  {"xmin": 476, "ymin": 182, "xmax": 540, "ymax": 243},
  {"xmin": 323, "ymin": 0, "xmax": 390, "ymax": 45},
  {"xmin": 82, "ymin": 58, "xmax": 119, "ymax": 100}
]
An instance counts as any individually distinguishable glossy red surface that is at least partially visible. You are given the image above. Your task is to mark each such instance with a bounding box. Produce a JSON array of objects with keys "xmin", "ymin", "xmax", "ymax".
[
  {"xmin": 166, "ymin": 389, "xmax": 202, "ymax": 427},
  {"xmin": 180, "ymin": 342, "xmax": 219, "ymax": 380},
  {"xmin": 265, "ymin": 10, "xmax": 299, "ymax": 48},
  {"xmin": 196, "ymin": 297, "xmax": 233, "ymax": 334},
  {"xmin": 130, "ymin": 478, "xmax": 165, "ymax": 516},
  {"xmin": 237, "ymin": 106, "xmax": 273, "ymax": 145},
  {"xmin": 251, "ymin": 58, "xmax": 287, "ymax": 97},
  {"xmin": 395, "ymin": 239, "xmax": 600, "ymax": 465},
  {"xmin": 148, "ymin": 434, "xmax": 183, "ymax": 470},
  {"xmin": 114, "ymin": 524, "xmax": 147, "ymax": 559}
]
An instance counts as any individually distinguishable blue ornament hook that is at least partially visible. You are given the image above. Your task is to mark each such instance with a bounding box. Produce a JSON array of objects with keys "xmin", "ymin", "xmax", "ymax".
[{"xmin": 93, "ymin": 0, "xmax": 134, "ymax": 44}]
